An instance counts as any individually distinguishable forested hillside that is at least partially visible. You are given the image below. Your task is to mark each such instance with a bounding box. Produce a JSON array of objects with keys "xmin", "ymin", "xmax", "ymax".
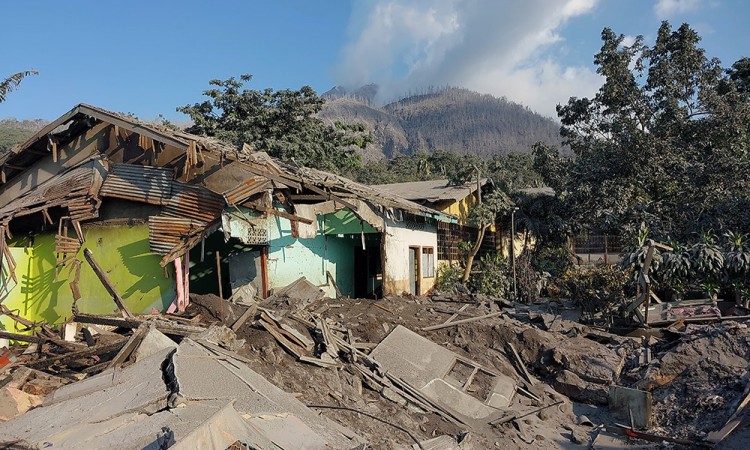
[
  {"xmin": 321, "ymin": 86, "xmax": 563, "ymax": 159},
  {"xmin": 0, "ymin": 118, "xmax": 47, "ymax": 152}
]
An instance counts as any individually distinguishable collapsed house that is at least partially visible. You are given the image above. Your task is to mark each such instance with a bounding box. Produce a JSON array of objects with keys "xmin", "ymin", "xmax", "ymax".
[
  {"xmin": 374, "ymin": 179, "xmax": 497, "ymax": 265},
  {"xmin": 0, "ymin": 104, "xmax": 453, "ymax": 329}
]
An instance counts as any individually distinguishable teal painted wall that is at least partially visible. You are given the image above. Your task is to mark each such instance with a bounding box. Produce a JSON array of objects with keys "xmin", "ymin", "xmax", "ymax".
[
  {"xmin": 224, "ymin": 207, "xmax": 376, "ymax": 298},
  {"xmin": 323, "ymin": 209, "xmax": 377, "ymax": 235},
  {"xmin": 0, "ymin": 224, "xmax": 176, "ymax": 330},
  {"xmin": 266, "ymin": 214, "xmax": 357, "ymax": 297}
]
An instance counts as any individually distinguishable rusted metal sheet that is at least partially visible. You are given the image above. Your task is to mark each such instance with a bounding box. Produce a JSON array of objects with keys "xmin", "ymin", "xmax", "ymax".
[
  {"xmin": 148, "ymin": 215, "xmax": 205, "ymax": 255},
  {"xmin": 163, "ymin": 182, "xmax": 225, "ymax": 224},
  {"xmin": 0, "ymin": 162, "xmax": 99, "ymax": 224},
  {"xmin": 223, "ymin": 176, "xmax": 271, "ymax": 206},
  {"xmin": 100, "ymin": 164, "xmax": 173, "ymax": 205}
]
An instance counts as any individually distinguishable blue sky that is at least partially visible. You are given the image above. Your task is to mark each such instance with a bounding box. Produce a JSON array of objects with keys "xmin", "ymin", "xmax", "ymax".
[{"xmin": 1, "ymin": 0, "xmax": 748, "ymax": 121}]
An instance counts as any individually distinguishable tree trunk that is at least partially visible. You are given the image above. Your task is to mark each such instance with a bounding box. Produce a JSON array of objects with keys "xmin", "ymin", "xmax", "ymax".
[{"xmin": 462, "ymin": 225, "xmax": 488, "ymax": 284}]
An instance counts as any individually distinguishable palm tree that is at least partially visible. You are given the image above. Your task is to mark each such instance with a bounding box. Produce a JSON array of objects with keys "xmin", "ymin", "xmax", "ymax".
[{"xmin": 0, "ymin": 70, "xmax": 38, "ymax": 103}]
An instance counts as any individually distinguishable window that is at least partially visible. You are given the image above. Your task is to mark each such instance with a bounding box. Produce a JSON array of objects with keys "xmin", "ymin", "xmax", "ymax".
[{"xmin": 422, "ymin": 247, "xmax": 435, "ymax": 277}]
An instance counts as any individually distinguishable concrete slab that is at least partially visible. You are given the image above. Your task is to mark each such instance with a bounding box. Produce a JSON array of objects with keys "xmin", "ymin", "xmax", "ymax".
[
  {"xmin": 134, "ymin": 326, "xmax": 178, "ymax": 361},
  {"xmin": 370, "ymin": 325, "xmax": 515, "ymax": 423},
  {"xmin": 173, "ymin": 339, "xmax": 361, "ymax": 448},
  {"xmin": 0, "ymin": 348, "xmax": 174, "ymax": 446}
]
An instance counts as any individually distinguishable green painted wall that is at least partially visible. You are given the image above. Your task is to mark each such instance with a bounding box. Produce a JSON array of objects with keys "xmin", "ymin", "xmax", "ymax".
[
  {"xmin": 0, "ymin": 224, "xmax": 176, "ymax": 330},
  {"xmin": 323, "ymin": 210, "xmax": 377, "ymax": 235}
]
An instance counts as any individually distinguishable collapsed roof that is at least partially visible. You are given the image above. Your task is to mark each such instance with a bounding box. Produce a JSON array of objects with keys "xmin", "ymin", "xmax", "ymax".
[
  {"xmin": 374, "ymin": 178, "xmax": 491, "ymax": 203},
  {"xmin": 0, "ymin": 103, "xmax": 453, "ymax": 269}
]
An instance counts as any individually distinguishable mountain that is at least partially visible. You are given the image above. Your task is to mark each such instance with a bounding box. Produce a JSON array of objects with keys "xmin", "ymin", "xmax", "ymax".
[
  {"xmin": 0, "ymin": 118, "xmax": 48, "ymax": 152},
  {"xmin": 320, "ymin": 86, "xmax": 564, "ymax": 159}
]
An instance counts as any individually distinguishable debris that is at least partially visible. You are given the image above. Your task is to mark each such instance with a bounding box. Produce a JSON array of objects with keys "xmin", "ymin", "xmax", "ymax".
[
  {"xmin": 490, "ymin": 400, "xmax": 565, "ymax": 426},
  {"xmin": 370, "ymin": 325, "xmax": 516, "ymax": 424},
  {"xmin": 608, "ymin": 385, "xmax": 651, "ymax": 429},
  {"xmin": 0, "ymin": 387, "xmax": 43, "ymax": 421},
  {"xmin": 420, "ymin": 312, "xmax": 502, "ymax": 331},
  {"xmin": 273, "ymin": 276, "xmax": 326, "ymax": 304}
]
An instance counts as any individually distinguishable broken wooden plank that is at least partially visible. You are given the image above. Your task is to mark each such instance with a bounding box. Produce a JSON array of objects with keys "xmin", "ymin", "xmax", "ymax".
[
  {"xmin": 706, "ymin": 384, "xmax": 750, "ymax": 443},
  {"xmin": 506, "ymin": 342, "xmax": 536, "ymax": 386},
  {"xmin": 442, "ymin": 304, "xmax": 470, "ymax": 325},
  {"xmin": 420, "ymin": 312, "xmax": 501, "ymax": 331},
  {"xmin": 326, "ymin": 270, "xmax": 343, "ymax": 299},
  {"xmin": 25, "ymin": 338, "xmax": 128, "ymax": 370},
  {"xmin": 83, "ymin": 248, "xmax": 134, "ymax": 319},
  {"xmin": 251, "ymin": 204, "xmax": 314, "ymax": 225},
  {"xmin": 73, "ymin": 314, "xmax": 205, "ymax": 337},
  {"xmin": 258, "ymin": 316, "xmax": 306, "ymax": 359},
  {"xmin": 231, "ymin": 305, "xmax": 257, "ymax": 332},
  {"xmin": 0, "ymin": 330, "xmax": 44, "ymax": 344},
  {"xmin": 107, "ymin": 324, "xmax": 149, "ymax": 369},
  {"xmin": 303, "ymin": 183, "xmax": 359, "ymax": 212}
]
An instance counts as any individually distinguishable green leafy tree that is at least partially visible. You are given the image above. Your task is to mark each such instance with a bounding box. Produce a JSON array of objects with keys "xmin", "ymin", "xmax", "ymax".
[
  {"xmin": 0, "ymin": 70, "xmax": 38, "ymax": 103},
  {"xmin": 557, "ymin": 22, "xmax": 750, "ymax": 240},
  {"xmin": 461, "ymin": 190, "xmax": 512, "ymax": 283},
  {"xmin": 178, "ymin": 75, "xmax": 372, "ymax": 174}
]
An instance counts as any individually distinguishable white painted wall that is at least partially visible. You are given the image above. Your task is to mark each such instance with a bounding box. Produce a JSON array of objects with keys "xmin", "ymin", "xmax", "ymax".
[{"xmin": 383, "ymin": 218, "xmax": 438, "ymax": 296}]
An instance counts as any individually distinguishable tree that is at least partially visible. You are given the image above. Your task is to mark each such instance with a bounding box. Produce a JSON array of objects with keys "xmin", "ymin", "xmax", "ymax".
[
  {"xmin": 556, "ymin": 22, "xmax": 750, "ymax": 240},
  {"xmin": 0, "ymin": 70, "xmax": 38, "ymax": 103},
  {"xmin": 461, "ymin": 190, "xmax": 512, "ymax": 283},
  {"xmin": 178, "ymin": 75, "xmax": 372, "ymax": 174}
]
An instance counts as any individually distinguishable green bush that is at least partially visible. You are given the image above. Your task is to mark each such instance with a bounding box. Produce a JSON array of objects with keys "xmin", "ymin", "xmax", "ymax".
[
  {"xmin": 533, "ymin": 245, "xmax": 574, "ymax": 279},
  {"xmin": 469, "ymin": 253, "xmax": 511, "ymax": 299},
  {"xmin": 552, "ymin": 265, "xmax": 629, "ymax": 321},
  {"xmin": 435, "ymin": 263, "xmax": 464, "ymax": 293}
]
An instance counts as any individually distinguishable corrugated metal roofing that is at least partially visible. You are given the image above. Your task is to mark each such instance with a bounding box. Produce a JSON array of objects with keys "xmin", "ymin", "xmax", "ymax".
[
  {"xmin": 163, "ymin": 182, "xmax": 225, "ymax": 224},
  {"xmin": 0, "ymin": 162, "xmax": 99, "ymax": 224},
  {"xmin": 148, "ymin": 215, "xmax": 205, "ymax": 255},
  {"xmin": 374, "ymin": 179, "xmax": 491, "ymax": 203},
  {"xmin": 100, "ymin": 164, "xmax": 174, "ymax": 205}
]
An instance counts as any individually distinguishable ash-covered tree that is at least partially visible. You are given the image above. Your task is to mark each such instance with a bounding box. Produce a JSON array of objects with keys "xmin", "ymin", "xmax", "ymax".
[
  {"xmin": 179, "ymin": 75, "xmax": 372, "ymax": 174},
  {"xmin": 556, "ymin": 22, "xmax": 750, "ymax": 240}
]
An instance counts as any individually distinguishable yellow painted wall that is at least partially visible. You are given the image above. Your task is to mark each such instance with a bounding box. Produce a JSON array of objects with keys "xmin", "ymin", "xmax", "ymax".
[{"xmin": 0, "ymin": 224, "xmax": 176, "ymax": 330}]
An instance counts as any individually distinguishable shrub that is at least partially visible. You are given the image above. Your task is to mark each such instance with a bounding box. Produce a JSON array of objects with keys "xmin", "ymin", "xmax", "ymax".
[
  {"xmin": 469, "ymin": 253, "xmax": 511, "ymax": 299},
  {"xmin": 533, "ymin": 245, "xmax": 574, "ymax": 279},
  {"xmin": 552, "ymin": 265, "xmax": 629, "ymax": 322},
  {"xmin": 435, "ymin": 263, "xmax": 464, "ymax": 293},
  {"xmin": 516, "ymin": 251, "xmax": 542, "ymax": 303}
]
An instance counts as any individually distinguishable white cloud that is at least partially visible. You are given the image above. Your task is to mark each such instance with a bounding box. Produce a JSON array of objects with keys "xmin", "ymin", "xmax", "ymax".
[
  {"xmin": 334, "ymin": 0, "xmax": 601, "ymax": 118},
  {"xmin": 654, "ymin": 0, "xmax": 701, "ymax": 18}
]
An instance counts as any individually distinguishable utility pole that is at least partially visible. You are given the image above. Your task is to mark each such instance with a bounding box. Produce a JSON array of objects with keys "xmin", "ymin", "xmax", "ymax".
[{"xmin": 511, "ymin": 206, "xmax": 519, "ymax": 301}]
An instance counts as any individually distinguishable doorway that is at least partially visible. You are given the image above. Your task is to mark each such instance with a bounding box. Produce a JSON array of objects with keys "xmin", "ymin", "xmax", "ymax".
[{"xmin": 409, "ymin": 246, "xmax": 420, "ymax": 295}]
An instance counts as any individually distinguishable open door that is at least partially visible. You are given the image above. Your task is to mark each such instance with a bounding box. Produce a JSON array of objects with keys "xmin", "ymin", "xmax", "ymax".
[{"xmin": 409, "ymin": 246, "xmax": 420, "ymax": 295}]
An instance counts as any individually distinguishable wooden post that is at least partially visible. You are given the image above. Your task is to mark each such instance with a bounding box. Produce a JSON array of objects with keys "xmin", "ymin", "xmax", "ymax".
[
  {"xmin": 83, "ymin": 248, "xmax": 134, "ymax": 319},
  {"xmin": 216, "ymin": 251, "xmax": 224, "ymax": 322}
]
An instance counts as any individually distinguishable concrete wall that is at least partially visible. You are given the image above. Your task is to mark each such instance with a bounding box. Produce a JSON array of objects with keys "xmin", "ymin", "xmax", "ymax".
[
  {"xmin": 0, "ymin": 224, "xmax": 176, "ymax": 329},
  {"xmin": 383, "ymin": 218, "xmax": 438, "ymax": 296},
  {"xmin": 223, "ymin": 209, "xmax": 360, "ymax": 298},
  {"xmin": 266, "ymin": 214, "xmax": 357, "ymax": 297}
]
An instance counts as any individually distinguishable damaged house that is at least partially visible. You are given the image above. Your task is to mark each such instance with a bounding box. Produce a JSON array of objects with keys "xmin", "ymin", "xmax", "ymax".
[
  {"xmin": 0, "ymin": 104, "xmax": 452, "ymax": 329},
  {"xmin": 375, "ymin": 178, "xmax": 498, "ymax": 265}
]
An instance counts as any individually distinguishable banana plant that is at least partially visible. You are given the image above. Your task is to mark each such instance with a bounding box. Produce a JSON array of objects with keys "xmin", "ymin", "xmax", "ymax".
[{"xmin": 690, "ymin": 231, "xmax": 724, "ymax": 282}]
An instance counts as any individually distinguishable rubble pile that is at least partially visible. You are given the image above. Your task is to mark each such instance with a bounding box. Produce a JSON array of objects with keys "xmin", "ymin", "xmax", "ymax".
[{"xmin": 1, "ymin": 289, "xmax": 750, "ymax": 449}]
